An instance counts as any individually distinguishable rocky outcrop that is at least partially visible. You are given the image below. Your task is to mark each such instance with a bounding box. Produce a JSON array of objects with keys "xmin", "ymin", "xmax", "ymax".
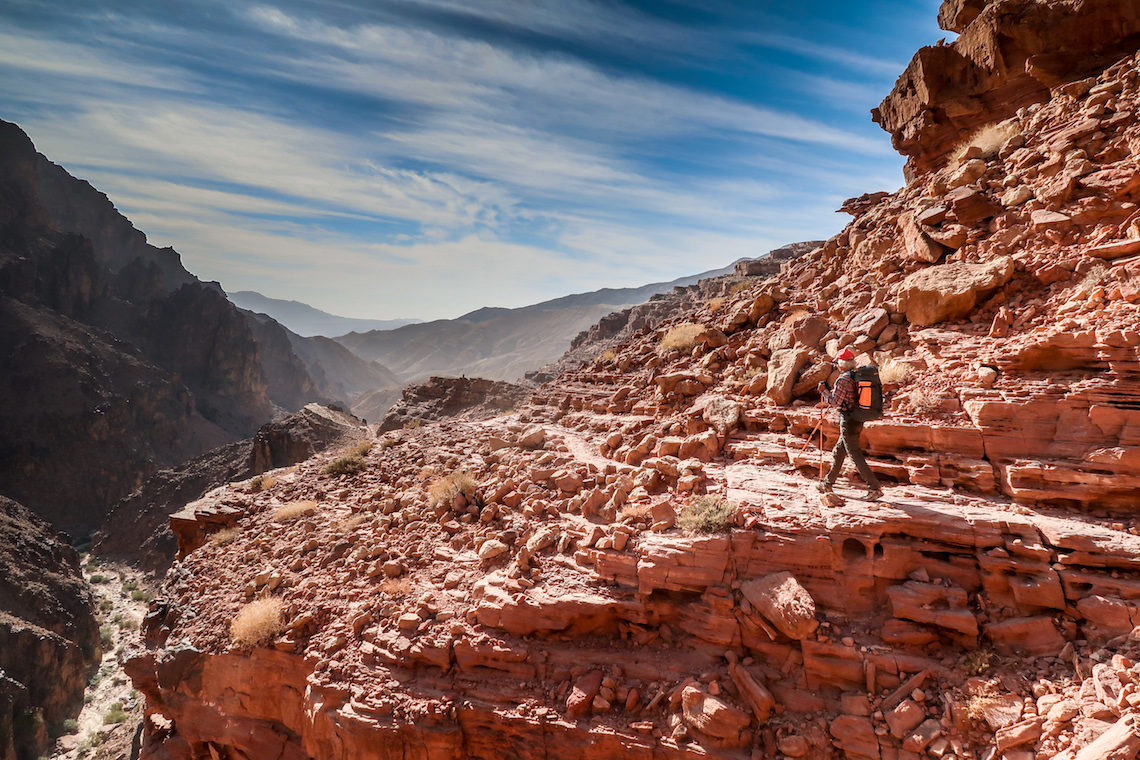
[
  {"xmin": 732, "ymin": 241, "xmax": 821, "ymax": 277},
  {"xmin": 378, "ymin": 376, "xmax": 529, "ymax": 432},
  {"xmin": 0, "ymin": 496, "xmax": 98, "ymax": 760},
  {"xmin": 531, "ymin": 246, "xmax": 815, "ymax": 384},
  {"xmin": 133, "ymin": 413, "xmax": 1140, "ymax": 760},
  {"xmin": 874, "ymin": 0, "xmax": 1140, "ymax": 176},
  {"xmin": 94, "ymin": 404, "xmax": 365, "ymax": 574}
]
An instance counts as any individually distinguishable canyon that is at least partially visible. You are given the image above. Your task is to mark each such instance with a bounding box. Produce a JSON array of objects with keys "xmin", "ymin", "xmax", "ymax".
[{"xmin": 116, "ymin": 2, "xmax": 1140, "ymax": 760}]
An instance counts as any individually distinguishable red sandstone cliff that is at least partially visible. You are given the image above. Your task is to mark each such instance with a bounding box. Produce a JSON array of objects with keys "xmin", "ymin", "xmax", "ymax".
[{"xmin": 125, "ymin": 2, "xmax": 1140, "ymax": 759}]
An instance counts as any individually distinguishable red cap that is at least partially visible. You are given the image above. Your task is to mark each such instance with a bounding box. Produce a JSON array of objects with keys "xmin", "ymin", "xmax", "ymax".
[{"xmin": 834, "ymin": 348, "xmax": 855, "ymax": 361}]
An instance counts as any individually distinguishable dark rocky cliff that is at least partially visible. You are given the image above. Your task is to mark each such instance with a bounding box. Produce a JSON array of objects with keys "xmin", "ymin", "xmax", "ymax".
[
  {"xmin": 0, "ymin": 119, "xmax": 326, "ymax": 533},
  {"xmin": 0, "ymin": 496, "xmax": 99, "ymax": 760}
]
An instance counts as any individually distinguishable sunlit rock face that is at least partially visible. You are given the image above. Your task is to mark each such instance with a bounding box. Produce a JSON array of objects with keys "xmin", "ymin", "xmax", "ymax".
[{"xmin": 875, "ymin": 0, "xmax": 1140, "ymax": 178}]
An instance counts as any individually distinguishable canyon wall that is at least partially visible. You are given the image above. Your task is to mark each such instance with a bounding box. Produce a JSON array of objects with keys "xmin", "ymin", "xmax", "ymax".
[
  {"xmin": 0, "ymin": 496, "xmax": 98, "ymax": 760},
  {"xmin": 0, "ymin": 119, "xmax": 334, "ymax": 534}
]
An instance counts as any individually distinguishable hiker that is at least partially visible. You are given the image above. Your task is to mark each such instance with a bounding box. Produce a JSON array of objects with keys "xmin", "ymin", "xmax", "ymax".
[{"xmin": 817, "ymin": 348, "xmax": 883, "ymax": 501}]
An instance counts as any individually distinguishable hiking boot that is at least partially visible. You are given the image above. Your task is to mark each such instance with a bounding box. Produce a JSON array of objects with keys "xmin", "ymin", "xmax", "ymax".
[
  {"xmin": 865, "ymin": 488, "xmax": 883, "ymax": 502},
  {"xmin": 816, "ymin": 481, "xmax": 833, "ymax": 494}
]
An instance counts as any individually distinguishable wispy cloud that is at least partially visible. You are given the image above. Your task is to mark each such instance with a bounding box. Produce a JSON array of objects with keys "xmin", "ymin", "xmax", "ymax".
[{"xmin": 0, "ymin": 0, "xmax": 923, "ymax": 320}]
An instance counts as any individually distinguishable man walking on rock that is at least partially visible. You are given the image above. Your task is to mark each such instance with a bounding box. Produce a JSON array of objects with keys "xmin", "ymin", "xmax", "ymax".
[{"xmin": 817, "ymin": 348, "xmax": 883, "ymax": 501}]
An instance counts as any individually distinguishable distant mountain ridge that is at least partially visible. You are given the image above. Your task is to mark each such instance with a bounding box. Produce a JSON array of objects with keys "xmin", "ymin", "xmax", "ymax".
[
  {"xmin": 334, "ymin": 262, "xmax": 739, "ymax": 383},
  {"xmin": 228, "ymin": 290, "xmax": 420, "ymax": 337}
]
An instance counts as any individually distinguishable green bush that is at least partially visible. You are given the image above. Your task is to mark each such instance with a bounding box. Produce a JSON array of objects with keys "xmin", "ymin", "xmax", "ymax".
[
  {"xmin": 323, "ymin": 454, "xmax": 367, "ymax": 477},
  {"xmin": 103, "ymin": 703, "xmax": 128, "ymax": 725},
  {"xmin": 131, "ymin": 590, "xmax": 153, "ymax": 603}
]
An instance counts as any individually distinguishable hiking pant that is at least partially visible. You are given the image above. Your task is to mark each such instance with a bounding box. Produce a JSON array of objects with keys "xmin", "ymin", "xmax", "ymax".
[{"xmin": 825, "ymin": 415, "xmax": 880, "ymax": 489}]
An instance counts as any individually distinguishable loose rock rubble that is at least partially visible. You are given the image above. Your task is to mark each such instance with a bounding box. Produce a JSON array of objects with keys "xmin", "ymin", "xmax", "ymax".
[{"xmin": 124, "ymin": 2, "xmax": 1140, "ymax": 759}]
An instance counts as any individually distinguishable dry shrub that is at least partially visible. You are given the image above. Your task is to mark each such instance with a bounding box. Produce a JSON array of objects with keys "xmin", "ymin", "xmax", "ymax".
[
  {"xmin": 249, "ymin": 474, "xmax": 276, "ymax": 492},
  {"xmin": 961, "ymin": 648, "xmax": 996, "ymax": 676},
  {"xmin": 274, "ymin": 500, "xmax": 317, "ymax": 522},
  {"xmin": 677, "ymin": 496, "xmax": 737, "ymax": 534},
  {"xmin": 909, "ymin": 389, "xmax": 943, "ymax": 413},
  {"xmin": 428, "ymin": 471, "xmax": 478, "ymax": 509},
  {"xmin": 729, "ymin": 281, "xmax": 752, "ymax": 297},
  {"xmin": 951, "ymin": 119, "xmax": 1017, "ymax": 165},
  {"xmin": 619, "ymin": 502, "xmax": 652, "ymax": 522},
  {"xmin": 338, "ymin": 513, "xmax": 369, "ymax": 532},
  {"xmin": 324, "ymin": 453, "xmax": 366, "ymax": 476},
  {"xmin": 706, "ymin": 296, "xmax": 727, "ymax": 313},
  {"xmin": 230, "ymin": 597, "xmax": 284, "ymax": 648},
  {"xmin": 379, "ymin": 437, "xmax": 398, "ymax": 449},
  {"xmin": 380, "ymin": 577, "xmax": 413, "ymax": 597},
  {"xmin": 660, "ymin": 323, "xmax": 705, "ymax": 353},
  {"xmin": 878, "ymin": 357, "xmax": 911, "ymax": 385},
  {"xmin": 353, "ymin": 440, "xmax": 374, "ymax": 457},
  {"xmin": 599, "ymin": 349, "xmax": 617, "ymax": 363},
  {"xmin": 209, "ymin": 526, "xmax": 240, "ymax": 546}
]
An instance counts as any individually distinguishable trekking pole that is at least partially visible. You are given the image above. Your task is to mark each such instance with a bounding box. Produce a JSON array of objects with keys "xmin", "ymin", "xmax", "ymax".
[
  {"xmin": 797, "ymin": 401, "xmax": 826, "ymax": 460},
  {"xmin": 817, "ymin": 400, "xmax": 825, "ymax": 479}
]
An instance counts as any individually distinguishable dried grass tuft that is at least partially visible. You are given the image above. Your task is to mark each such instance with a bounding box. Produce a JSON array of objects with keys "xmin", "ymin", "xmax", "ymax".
[
  {"xmin": 230, "ymin": 597, "xmax": 284, "ymax": 648},
  {"xmin": 338, "ymin": 513, "xmax": 369, "ymax": 532},
  {"xmin": 951, "ymin": 119, "xmax": 1018, "ymax": 165},
  {"xmin": 380, "ymin": 577, "xmax": 413, "ymax": 597},
  {"xmin": 677, "ymin": 495, "xmax": 737, "ymax": 534},
  {"xmin": 878, "ymin": 357, "xmax": 911, "ymax": 385},
  {"xmin": 209, "ymin": 526, "xmax": 241, "ymax": 546},
  {"xmin": 324, "ymin": 454, "xmax": 367, "ymax": 476},
  {"xmin": 660, "ymin": 323, "xmax": 705, "ymax": 353},
  {"xmin": 428, "ymin": 471, "xmax": 478, "ymax": 509},
  {"xmin": 273, "ymin": 500, "xmax": 317, "ymax": 522},
  {"xmin": 249, "ymin": 474, "xmax": 276, "ymax": 492}
]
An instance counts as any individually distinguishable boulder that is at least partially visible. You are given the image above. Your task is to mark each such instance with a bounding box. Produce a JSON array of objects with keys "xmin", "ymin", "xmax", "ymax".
[
  {"xmin": 766, "ymin": 348, "xmax": 811, "ymax": 405},
  {"xmin": 740, "ymin": 571, "xmax": 818, "ymax": 640},
  {"xmin": 680, "ymin": 686, "xmax": 751, "ymax": 745},
  {"xmin": 897, "ymin": 256, "xmax": 1014, "ymax": 326},
  {"xmin": 898, "ymin": 210, "xmax": 943, "ymax": 264}
]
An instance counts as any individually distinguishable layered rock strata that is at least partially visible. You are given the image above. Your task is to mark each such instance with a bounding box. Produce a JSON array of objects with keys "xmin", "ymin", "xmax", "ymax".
[{"xmin": 130, "ymin": 416, "xmax": 1140, "ymax": 760}]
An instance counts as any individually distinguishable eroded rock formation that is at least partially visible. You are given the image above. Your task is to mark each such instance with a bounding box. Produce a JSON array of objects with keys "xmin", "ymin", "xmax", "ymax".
[{"xmin": 875, "ymin": 0, "xmax": 1140, "ymax": 177}]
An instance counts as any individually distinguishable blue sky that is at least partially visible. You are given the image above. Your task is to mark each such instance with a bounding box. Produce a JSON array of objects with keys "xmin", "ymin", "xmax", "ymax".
[{"xmin": 0, "ymin": 0, "xmax": 944, "ymax": 320}]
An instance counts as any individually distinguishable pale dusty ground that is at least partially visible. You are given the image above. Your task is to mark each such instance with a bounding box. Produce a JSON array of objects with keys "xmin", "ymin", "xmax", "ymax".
[{"xmin": 49, "ymin": 558, "xmax": 151, "ymax": 760}]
